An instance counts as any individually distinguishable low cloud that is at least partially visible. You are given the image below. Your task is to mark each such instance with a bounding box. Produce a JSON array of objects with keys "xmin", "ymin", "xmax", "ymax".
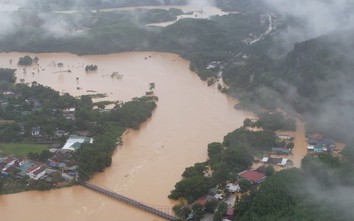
[
  {"xmin": 187, "ymin": 0, "xmax": 215, "ymax": 7},
  {"xmin": 263, "ymin": 0, "xmax": 354, "ymax": 54}
]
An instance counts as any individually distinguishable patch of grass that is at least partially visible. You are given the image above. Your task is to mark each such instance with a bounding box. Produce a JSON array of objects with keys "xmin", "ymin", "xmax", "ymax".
[
  {"xmin": 0, "ymin": 143, "xmax": 49, "ymax": 156},
  {"xmin": 0, "ymin": 120, "xmax": 15, "ymax": 124}
]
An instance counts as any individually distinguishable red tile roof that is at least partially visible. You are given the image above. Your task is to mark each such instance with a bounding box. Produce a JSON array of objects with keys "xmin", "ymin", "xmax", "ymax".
[
  {"xmin": 238, "ymin": 170, "xmax": 266, "ymax": 183},
  {"xmin": 33, "ymin": 166, "xmax": 45, "ymax": 176}
]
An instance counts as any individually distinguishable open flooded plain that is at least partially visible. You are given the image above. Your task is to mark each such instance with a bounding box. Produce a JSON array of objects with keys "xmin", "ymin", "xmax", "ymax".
[{"xmin": 0, "ymin": 52, "xmax": 252, "ymax": 221}]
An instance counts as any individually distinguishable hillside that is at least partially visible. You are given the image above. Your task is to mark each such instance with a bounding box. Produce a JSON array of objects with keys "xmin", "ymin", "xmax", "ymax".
[{"xmin": 273, "ymin": 30, "xmax": 354, "ymax": 141}]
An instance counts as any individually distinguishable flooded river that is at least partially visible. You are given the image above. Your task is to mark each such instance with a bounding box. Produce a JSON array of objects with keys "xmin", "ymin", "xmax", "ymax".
[{"xmin": 0, "ymin": 52, "xmax": 251, "ymax": 221}]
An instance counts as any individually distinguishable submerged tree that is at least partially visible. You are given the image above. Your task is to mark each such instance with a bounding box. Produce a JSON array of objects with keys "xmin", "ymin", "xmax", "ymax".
[{"xmin": 149, "ymin": 82, "xmax": 155, "ymax": 91}]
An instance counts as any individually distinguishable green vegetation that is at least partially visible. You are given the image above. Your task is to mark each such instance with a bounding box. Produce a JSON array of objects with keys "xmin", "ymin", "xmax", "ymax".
[
  {"xmin": 0, "ymin": 82, "xmax": 81, "ymax": 142},
  {"xmin": 213, "ymin": 201, "xmax": 228, "ymax": 221},
  {"xmin": 78, "ymin": 96, "xmax": 157, "ymax": 180},
  {"xmin": 0, "ymin": 68, "xmax": 16, "ymax": 91},
  {"xmin": 169, "ymin": 126, "xmax": 276, "ymax": 203},
  {"xmin": 17, "ymin": 55, "xmax": 38, "ymax": 66},
  {"xmin": 1, "ymin": 1, "xmax": 353, "ymax": 219},
  {"xmin": 0, "ymin": 143, "xmax": 49, "ymax": 156},
  {"xmin": 87, "ymin": 93, "xmax": 107, "ymax": 99},
  {"xmin": 93, "ymin": 100, "xmax": 115, "ymax": 108},
  {"xmin": 85, "ymin": 64, "xmax": 98, "ymax": 72},
  {"xmin": 0, "ymin": 68, "xmax": 16, "ymax": 84},
  {"xmin": 0, "ymin": 70, "xmax": 157, "ymax": 182},
  {"xmin": 244, "ymin": 111, "xmax": 296, "ymax": 131}
]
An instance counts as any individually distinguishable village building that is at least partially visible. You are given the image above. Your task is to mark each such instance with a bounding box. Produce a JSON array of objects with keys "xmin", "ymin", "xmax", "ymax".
[
  {"xmin": 1, "ymin": 165, "xmax": 19, "ymax": 177},
  {"xmin": 307, "ymin": 145, "xmax": 328, "ymax": 153},
  {"xmin": 226, "ymin": 181, "xmax": 241, "ymax": 193},
  {"xmin": 28, "ymin": 165, "xmax": 46, "ymax": 180},
  {"xmin": 238, "ymin": 170, "xmax": 267, "ymax": 184},
  {"xmin": 63, "ymin": 107, "xmax": 76, "ymax": 120},
  {"xmin": 307, "ymin": 137, "xmax": 335, "ymax": 148},
  {"xmin": 277, "ymin": 134, "xmax": 294, "ymax": 141},
  {"xmin": 61, "ymin": 135, "xmax": 93, "ymax": 151},
  {"xmin": 261, "ymin": 157, "xmax": 290, "ymax": 167},
  {"xmin": 31, "ymin": 127, "xmax": 41, "ymax": 136},
  {"xmin": 272, "ymin": 147, "xmax": 291, "ymax": 155}
]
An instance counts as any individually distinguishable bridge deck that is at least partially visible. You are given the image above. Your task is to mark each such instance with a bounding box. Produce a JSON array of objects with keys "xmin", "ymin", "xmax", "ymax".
[{"xmin": 79, "ymin": 181, "xmax": 176, "ymax": 221}]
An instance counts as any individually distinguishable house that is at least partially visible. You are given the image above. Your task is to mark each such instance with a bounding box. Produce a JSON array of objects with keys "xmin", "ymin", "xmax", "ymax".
[
  {"xmin": 272, "ymin": 147, "xmax": 290, "ymax": 155},
  {"xmin": 307, "ymin": 145, "xmax": 327, "ymax": 153},
  {"xmin": 194, "ymin": 195, "xmax": 216, "ymax": 208},
  {"xmin": 62, "ymin": 173, "xmax": 74, "ymax": 181},
  {"xmin": 54, "ymin": 130, "xmax": 69, "ymax": 138},
  {"xmin": 308, "ymin": 137, "xmax": 335, "ymax": 148},
  {"xmin": 62, "ymin": 135, "xmax": 93, "ymax": 151},
  {"xmin": 18, "ymin": 161, "xmax": 37, "ymax": 178},
  {"xmin": 238, "ymin": 170, "xmax": 267, "ymax": 184},
  {"xmin": 262, "ymin": 157, "xmax": 289, "ymax": 166},
  {"xmin": 2, "ymin": 91, "xmax": 14, "ymax": 96},
  {"xmin": 0, "ymin": 157, "xmax": 7, "ymax": 165},
  {"xmin": 63, "ymin": 107, "xmax": 76, "ymax": 113},
  {"xmin": 13, "ymin": 158, "xmax": 26, "ymax": 167},
  {"xmin": 214, "ymin": 193, "xmax": 224, "ymax": 200},
  {"xmin": 277, "ymin": 134, "xmax": 294, "ymax": 141},
  {"xmin": 28, "ymin": 165, "xmax": 46, "ymax": 180},
  {"xmin": 31, "ymin": 166, "xmax": 46, "ymax": 180},
  {"xmin": 32, "ymin": 127, "xmax": 40, "ymax": 136},
  {"xmin": 63, "ymin": 107, "xmax": 76, "ymax": 120},
  {"xmin": 1, "ymin": 165, "xmax": 18, "ymax": 177},
  {"xmin": 2, "ymin": 157, "xmax": 16, "ymax": 167},
  {"xmin": 226, "ymin": 181, "xmax": 240, "ymax": 193}
]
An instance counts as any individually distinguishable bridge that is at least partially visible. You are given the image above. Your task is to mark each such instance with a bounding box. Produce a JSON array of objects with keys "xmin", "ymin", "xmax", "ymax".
[{"xmin": 79, "ymin": 181, "xmax": 176, "ymax": 221}]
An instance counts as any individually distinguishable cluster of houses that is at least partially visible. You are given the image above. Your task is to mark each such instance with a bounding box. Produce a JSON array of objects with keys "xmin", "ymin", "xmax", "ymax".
[
  {"xmin": 307, "ymin": 134, "xmax": 336, "ymax": 154},
  {"xmin": 1, "ymin": 156, "xmax": 57, "ymax": 182},
  {"xmin": 189, "ymin": 169, "xmax": 268, "ymax": 220},
  {"xmin": 258, "ymin": 134, "xmax": 294, "ymax": 168},
  {"xmin": 0, "ymin": 133, "xmax": 92, "ymax": 185},
  {"xmin": 1, "ymin": 89, "xmax": 78, "ymax": 138}
]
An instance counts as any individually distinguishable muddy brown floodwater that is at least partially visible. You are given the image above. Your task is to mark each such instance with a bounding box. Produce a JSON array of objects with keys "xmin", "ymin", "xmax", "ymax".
[{"xmin": 0, "ymin": 52, "xmax": 252, "ymax": 221}]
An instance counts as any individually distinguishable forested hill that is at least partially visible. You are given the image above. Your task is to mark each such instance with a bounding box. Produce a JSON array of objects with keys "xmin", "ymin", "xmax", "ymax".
[
  {"xmin": 224, "ymin": 28, "xmax": 354, "ymax": 143},
  {"xmin": 273, "ymin": 29, "xmax": 354, "ymax": 142}
]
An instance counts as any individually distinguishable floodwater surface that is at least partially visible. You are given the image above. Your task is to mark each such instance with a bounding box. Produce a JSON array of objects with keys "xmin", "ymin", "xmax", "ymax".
[{"xmin": 0, "ymin": 52, "xmax": 252, "ymax": 221}]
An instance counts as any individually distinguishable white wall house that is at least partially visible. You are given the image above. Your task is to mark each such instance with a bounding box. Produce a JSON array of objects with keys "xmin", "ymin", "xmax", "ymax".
[{"xmin": 28, "ymin": 166, "xmax": 46, "ymax": 180}]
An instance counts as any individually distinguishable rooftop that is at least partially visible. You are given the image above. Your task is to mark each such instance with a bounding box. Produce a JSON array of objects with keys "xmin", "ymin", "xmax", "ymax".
[
  {"xmin": 238, "ymin": 170, "xmax": 266, "ymax": 183},
  {"xmin": 62, "ymin": 135, "xmax": 92, "ymax": 151}
]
